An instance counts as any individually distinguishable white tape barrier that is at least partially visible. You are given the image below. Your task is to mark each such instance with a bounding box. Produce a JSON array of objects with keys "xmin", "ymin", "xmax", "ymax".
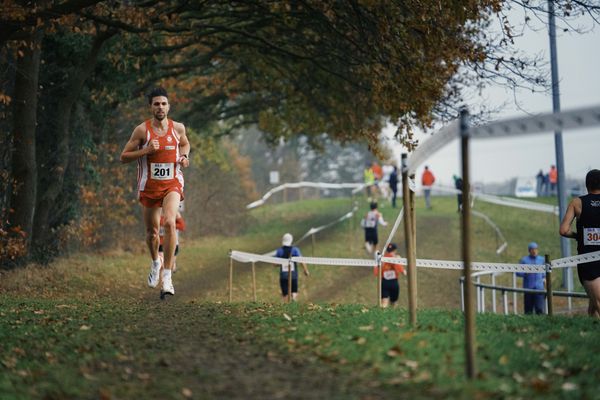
[
  {"xmin": 230, "ymin": 250, "xmax": 289, "ymax": 265},
  {"xmin": 231, "ymin": 250, "xmax": 563, "ymax": 273},
  {"xmin": 434, "ymin": 185, "xmax": 558, "ymax": 214},
  {"xmin": 383, "ymin": 207, "xmax": 404, "ymax": 253},
  {"xmin": 295, "ymin": 206, "xmax": 358, "ymax": 244},
  {"xmin": 247, "ymin": 182, "xmax": 366, "ymax": 209},
  {"xmin": 471, "ymin": 210, "xmax": 508, "ymax": 254},
  {"xmin": 407, "ymin": 105, "xmax": 600, "ymax": 175},
  {"xmin": 551, "ymin": 250, "xmax": 600, "ymax": 268}
]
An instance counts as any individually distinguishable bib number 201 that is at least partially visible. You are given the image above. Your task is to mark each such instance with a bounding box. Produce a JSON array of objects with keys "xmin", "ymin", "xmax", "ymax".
[{"xmin": 151, "ymin": 163, "xmax": 174, "ymax": 180}]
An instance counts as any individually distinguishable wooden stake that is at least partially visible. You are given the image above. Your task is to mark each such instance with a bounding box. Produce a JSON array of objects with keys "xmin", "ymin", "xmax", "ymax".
[
  {"xmin": 229, "ymin": 257, "xmax": 233, "ymax": 302},
  {"xmin": 460, "ymin": 109, "xmax": 477, "ymax": 379},
  {"xmin": 252, "ymin": 261, "xmax": 257, "ymax": 302},
  {"xmin": 402, "ymin": 154, "xmax": 417, "ymax": 326},
  {"xmin": 545, "ymin": 254, "xmax": 553, "ymax": 316}
]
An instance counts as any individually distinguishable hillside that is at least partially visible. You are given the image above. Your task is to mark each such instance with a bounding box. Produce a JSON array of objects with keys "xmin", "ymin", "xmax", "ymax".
[{"xmin": 0, "ymin": 195, "xmax": 594, "ymax": 399}]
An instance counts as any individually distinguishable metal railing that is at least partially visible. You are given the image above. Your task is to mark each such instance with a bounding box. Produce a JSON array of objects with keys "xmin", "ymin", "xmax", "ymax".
[{"xmin": 460, "ymin": 269, "xmax": 587, "ymax": 315}]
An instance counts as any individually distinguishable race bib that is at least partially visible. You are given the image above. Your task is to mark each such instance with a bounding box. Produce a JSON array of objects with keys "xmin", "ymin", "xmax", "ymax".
[
  {"xmin": 365, "ymin": 219, "xmax": 377, "ymax": 228},
  {"xmin": 383, "ymin": 270, "xmax": 396, "ymax": 280},
  {"xmin": 281, "ymin": 264, "xmax": 296, "ymax": 272},
  {"xmin": 151, "ymin": 163, "xmax": 174, "ymax": 180},
  {"xmin": 584, "ymin": 227, "xmax": 600, "ymax": 246}
]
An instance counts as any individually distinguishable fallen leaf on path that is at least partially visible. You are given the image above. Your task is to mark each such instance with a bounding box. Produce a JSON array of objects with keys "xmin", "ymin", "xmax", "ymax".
[
  {"xmin": 182, "ymin": 388, "xmax": 193, "ymax": 398},
  {"xmin": 283, "ymin": 313, "xmax": 292, "ymax": 321}
]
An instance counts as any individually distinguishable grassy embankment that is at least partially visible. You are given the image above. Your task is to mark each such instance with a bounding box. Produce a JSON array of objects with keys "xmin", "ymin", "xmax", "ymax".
[{"xmin": 0, "ymin": 195, "xmax": 594, "ymax": 399}]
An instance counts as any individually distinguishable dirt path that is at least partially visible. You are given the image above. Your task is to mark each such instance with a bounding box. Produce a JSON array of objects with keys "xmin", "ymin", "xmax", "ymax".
[{"xmin": 120, "ymin": 300, "xmax": 394, "ymax": 400}]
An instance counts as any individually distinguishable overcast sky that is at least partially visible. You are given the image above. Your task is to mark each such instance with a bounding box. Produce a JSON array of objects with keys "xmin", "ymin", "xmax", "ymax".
[{"xmin": 387, "ymin": 8, "xmax": 600, "ymax": 186}]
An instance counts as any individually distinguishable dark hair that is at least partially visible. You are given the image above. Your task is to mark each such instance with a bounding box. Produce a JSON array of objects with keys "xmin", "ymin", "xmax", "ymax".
[
  {"xmin": 147, "ymin": 87, "xmax": 168, "ymax": 104},
  {"xmin": 586, "ymin": 169, "xmax": 600, "ymax": 191},
  {"xmin": 386, "ymin": 243, "xmax": 397, "ymax": 252},
  {"xmin": 370, "ymin": 202, "xmax": 378, "ymax": 210}
]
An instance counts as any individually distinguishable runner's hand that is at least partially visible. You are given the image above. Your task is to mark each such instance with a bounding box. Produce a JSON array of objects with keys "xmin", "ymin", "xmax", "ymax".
[
  {"xmin": 179, "ymin": 156, "xmax": 190, "ymax": 168},
  {"xmin": 147, "ymin": 139, "xmax": 160, "ymax": 154}
]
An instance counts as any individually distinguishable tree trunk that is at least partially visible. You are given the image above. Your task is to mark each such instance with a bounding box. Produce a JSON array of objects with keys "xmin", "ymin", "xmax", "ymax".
[
  {"xmin": 7, "ymin": 29, "xmax": 43, "ymax": 256},
  {"xmin": 32, "ymin": 31, "xmax": 115, "ymax": 250}
]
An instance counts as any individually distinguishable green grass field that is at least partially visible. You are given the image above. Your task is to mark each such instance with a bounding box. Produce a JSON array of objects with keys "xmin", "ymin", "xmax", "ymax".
[{"xmin": 0, "ymin": 195, "xmax": 596, "ymax": 399}]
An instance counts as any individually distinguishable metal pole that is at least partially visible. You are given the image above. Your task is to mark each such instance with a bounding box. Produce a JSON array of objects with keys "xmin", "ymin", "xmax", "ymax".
[
  {"xmin": 402, "ymin": 153, "xmax": 417, "ymax": 326},
  {"xmin": 492, "ymin": 274, "xmax": 497, "ymax": 313},
  {"xmin": 545, "ymin": 254, "xmax": 554, "ymax": 316},
  {"xmin": 252, "ymin": 261, "xmax": 257, "ymax": 302},
  {"xmin": 229, "ymin": 257, "xmax": 233, "ymax": 302},
  {"xmin": 460, "ymin": 108, "xmax": 477, "ymax": 379},
  {"xmin": 548, "ymin": 0, "xmax": 572, "ymax": 292},
  {"xmin": 512, "ymin": 273, "xmax": 518, "ymax": 314}
]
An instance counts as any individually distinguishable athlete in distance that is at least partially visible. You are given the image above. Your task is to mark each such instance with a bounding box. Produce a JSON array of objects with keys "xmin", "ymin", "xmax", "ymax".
[{"xmin": 120, "ymin": 87, "xmax": 190, "ymax": 299}]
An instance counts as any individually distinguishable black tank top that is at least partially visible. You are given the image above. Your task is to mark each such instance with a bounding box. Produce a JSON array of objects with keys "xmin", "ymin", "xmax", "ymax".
[{"xmin": 576, "ymin": 193, "xmax": 600, "ymax": 254}]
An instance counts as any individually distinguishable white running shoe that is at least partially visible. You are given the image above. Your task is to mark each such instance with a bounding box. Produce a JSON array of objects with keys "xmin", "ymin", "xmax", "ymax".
[
  {"xmin": 160, "ymin": 269, "xmax": 175, "ymax": 297},
  {"xmin": 147, "ymin": 260, "xmax": 161, "ymax": 288}
]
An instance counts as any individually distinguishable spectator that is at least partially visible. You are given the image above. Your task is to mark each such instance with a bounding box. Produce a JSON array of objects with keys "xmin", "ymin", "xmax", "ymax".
[
  {"xmin": 559, "ymin": 169, "xmax": 600, "ymax": 318},
  {"xmin": 364, "ymin": 162, "xmax": 376, "ymax": 200},
  {"xmin": 362, "ymin": 202, "xmax": 388, "ymax": 255},
  {"xmin": 453, "ymin": 175, "xmax": 463, "ymax": 212},
  {"xmin": 536, "ymin": 169, "xmax": 544, "ymax": 197},
  {"xmin": 549, "ymin": 165, "xmax": 558, "ymax": 195},
  {"xmin": 389, "ymin": 166, "xmax": 399, "ymax": 208},
  {"xmin": 516, "ymin": 242, "xmax": 546, "ymax": 315},
  {"xmin": 274, "ymin": 233, "xmax": 310, "ymax": 302},
  {"xmin": 543, "ymin": 173, "xmax": 550, "ymax": 196},
  {"xmin": 374, "ymin": 243, "xmax": 406, "ymax": 308},
  {"xmin": 421, "ymin": 166, "xmax": 436, "ymax": 209}
]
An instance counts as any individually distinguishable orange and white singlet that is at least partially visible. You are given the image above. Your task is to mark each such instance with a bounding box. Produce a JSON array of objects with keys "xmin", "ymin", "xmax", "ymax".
[{"xmin": 137, "ymin": 119, "xmax": 184, "ymax": 195}]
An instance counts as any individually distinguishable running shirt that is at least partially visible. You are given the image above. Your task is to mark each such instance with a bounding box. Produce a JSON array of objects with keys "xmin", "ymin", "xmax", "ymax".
[
  {"xmin": 576, "ymin": 194, "xmax": 600, "ymax": 254},
  {"xmin": 364, "ymin": 210, "xmax": 382, "ymax": 229},
  {"xmin": 137, "ymin": 119, "xmax": 184, "ymax": 194},
  {"xmin": 374, "ymin": 251, "xmax": 405, "ymax": 280},
  {"xmin": 575, "ymin": 194, "xmax": 600, "ymax": 283}
]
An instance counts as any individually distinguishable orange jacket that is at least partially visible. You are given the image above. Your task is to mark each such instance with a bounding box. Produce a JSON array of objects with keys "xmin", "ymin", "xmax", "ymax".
[
  {"xmin": 549, "ymin": 167, "xmax": 557, "ymax": 184},
  {"xmin": 421, "ymin": 170, "xmax": 435, "ymax": 186}
]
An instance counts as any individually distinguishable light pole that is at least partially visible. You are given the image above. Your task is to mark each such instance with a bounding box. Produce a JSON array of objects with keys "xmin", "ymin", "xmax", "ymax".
[{"xmin": 547, "ymin": 0, "xmax": 573, "ymax": 293}]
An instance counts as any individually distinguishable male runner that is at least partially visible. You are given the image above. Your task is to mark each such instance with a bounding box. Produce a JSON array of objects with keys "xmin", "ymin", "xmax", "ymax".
[{"xmin": 120, "ymin": 87, "xmax": 190, "ymax": 299}]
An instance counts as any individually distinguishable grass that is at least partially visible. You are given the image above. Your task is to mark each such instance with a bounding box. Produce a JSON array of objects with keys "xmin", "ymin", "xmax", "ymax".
[{"xmin": 0, "ymin": 194, "xmax": 595, "ymax": 399}]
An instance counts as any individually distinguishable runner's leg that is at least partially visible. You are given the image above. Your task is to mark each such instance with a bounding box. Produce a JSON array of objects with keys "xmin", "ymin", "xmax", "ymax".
[
  {"xmin": 143, "ymin": 206, "xmax": 161, "ymax": 261},
  {"xmin": 583, "ymin": 278, "xmax": 600, "ymax": 318},
  {"xmin": 161, "ymin": 191, "xmax": 181, "ymax": 270}
]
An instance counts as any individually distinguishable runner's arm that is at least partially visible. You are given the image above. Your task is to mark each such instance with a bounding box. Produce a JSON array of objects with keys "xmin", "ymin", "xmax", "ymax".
[
  {"xmin": 120, "ymin": 125, "xmax": 153, "ymax": 163},
  {"xmin": 559, "ymin": 199, "xmax": 578, "ymax": 238},
  {"xmin": 176, "ymin": 123, "xmax": 191, "ymax": 167}
]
